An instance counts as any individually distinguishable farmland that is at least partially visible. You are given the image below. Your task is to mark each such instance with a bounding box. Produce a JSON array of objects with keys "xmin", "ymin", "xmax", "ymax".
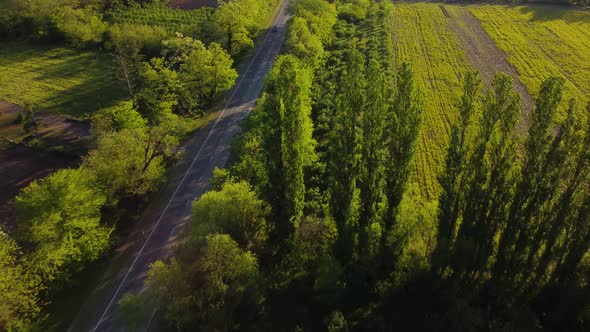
[
  {"xmin": 470, "ymin": 5, "xmax": 590, "ymax": 112},
  {"xmin": 0, "ymin": 43, "xmax": 126, "ymax": 117},
  {"xmin": 387, "ymin": 3, "xmax": 590, "ymax": 199},
  {"xmin": 108, "ymin": 3, "xmax": 212, "ymax": 34}
]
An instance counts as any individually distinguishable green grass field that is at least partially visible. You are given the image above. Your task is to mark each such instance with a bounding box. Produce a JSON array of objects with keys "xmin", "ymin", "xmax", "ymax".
[
  {"xmin": 388, "ymin": 3, "xmax": 473, "ymax": 199},
  {"xmin": 0, "ymin": 43, "xmax": 127, "ymax": 117},
  {"xmin": 470, "ymin": 5, "xmax": 590, "ymax": 110}
]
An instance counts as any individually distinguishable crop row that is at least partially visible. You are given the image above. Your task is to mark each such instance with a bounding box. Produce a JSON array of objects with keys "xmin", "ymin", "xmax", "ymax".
[
  {"xmin": 470, "ymin": 6, "xmax": 590, "ymax": 114},
  {"xmin": 388, "ymin": 3, "xmax": 473, "ymax": 200},
  {"xmin": 109, "ymin": 4, "xmax": 211, "ymax": 31}
]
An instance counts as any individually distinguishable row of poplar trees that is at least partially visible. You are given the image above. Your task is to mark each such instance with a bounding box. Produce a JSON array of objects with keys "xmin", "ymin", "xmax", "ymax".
[
  {"xmin": 149, "ymin": 0, "xmax": 590, "ymax": 329},
  {"xmin": 245, "ymin": 4, "xmax": 590, "ymax": 327},
  {"xmin": 237, "ymin": 0, "xmax": 424, "ymax": 273},
  {"xmin": 433, "ymin": 71, "xmax": 590, "ymax": 328}
]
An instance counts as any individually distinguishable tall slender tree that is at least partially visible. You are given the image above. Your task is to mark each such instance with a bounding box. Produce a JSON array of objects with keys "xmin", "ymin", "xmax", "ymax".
[
  {"xmin": 452, "ymin": 73, "xmax": 520, "ymax": 280},
  {"xmin": 432, "ymin": 71, "xmax": 481, "ymax": 272},
  {"xmin": 257, "ymin": 55, "xmax": 316, "ymax": 227},
  {"xmin": 358, "ymin": 59, "xmax": 388, "ymax": 257},
  {"xmin": 327, "ymin": 48, "xmax": 365, "ymax": 262},
  {"xmin": 494, "ymin": 77, "xmax": 565, "ymax": 283},
  {"xmin": 384, "ymin": 63, "xmax": 422, "ymax": 235},
  {"xmin": 524, "ymin": 99, "xmax": 582, "ymax": 289}
]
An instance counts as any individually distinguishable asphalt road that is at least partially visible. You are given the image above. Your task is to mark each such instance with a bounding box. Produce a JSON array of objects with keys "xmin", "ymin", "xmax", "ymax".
[{"xmin": 67, "ymin": 3, "xmax": 289, "ymax": 331}]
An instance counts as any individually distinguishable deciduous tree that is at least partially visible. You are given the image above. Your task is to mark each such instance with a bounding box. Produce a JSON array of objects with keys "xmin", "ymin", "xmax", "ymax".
[
  {"xmin": 16, "ymin": 168, "xmax": 111, "ymax": 286},
  {"xmin": 189, "ymin": 181, "xmax": 270, "ymax": 253},
  {"xmin": 432, "ymin": 71, "xmax": 481, "ymax": 271},
  {"xmin": 0, "ymin": 231, "xmax": 41, "ymax": 331},
  {"xmin": 327, "ymin": 49, "xmax": 365, "ymax": 262}
]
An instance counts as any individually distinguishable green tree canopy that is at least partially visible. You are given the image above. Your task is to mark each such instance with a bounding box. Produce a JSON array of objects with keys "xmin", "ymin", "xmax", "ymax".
[
  {"xmin": 0, "ymin": 231, "xmax": 41, "ymax": 331},
  {"xmin": 91, "ymin": 100, "xmax": 147, "ymax": 136},
  {"xmin": 210, "ymin": 0, "xmax": 268, "ymax": 55},
  {"xmin": 51, "ymin": 7, "xmax": 108, "ymax": 47},
  {"xmin": 285, "ymin": 17, "xmax": 325, "ymax": 67},
  {"xmin": 287, "ymin": 0, "xmax": 337, "ymax": 43},
  {"xmin": 15, "ymin": 168, "xmax": 111, "ymax": 286},
  {"xmin": 145, "ymin": 234, "xmax": 260, "ymax": 330},
  {"xmin": 84, "ymin": 108, "xmax": 184, "ymax": 198},
  {"xmin": 188, "ymin": 181, "xmax": 270, "ymax": 253}
]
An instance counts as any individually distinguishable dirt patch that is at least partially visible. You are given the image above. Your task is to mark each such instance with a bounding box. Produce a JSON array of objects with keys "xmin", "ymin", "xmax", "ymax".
[
  {"xmin": 168, "ymin": 0, "xmax": 217, "ymax": 9},
  {"xmin": 444, "ymin": 5, "xmax": 534, "ymax": 130},
  {"xmin": 0, "ymin": 101, "xmax": 90, "ymax": 149},
  {"xmin": 0, "ymin": 145, "xmax": 79, "ymax": 233},
  {"xmin": 0, "ymin": 101, "xmax": 89, "ymax": 232}
]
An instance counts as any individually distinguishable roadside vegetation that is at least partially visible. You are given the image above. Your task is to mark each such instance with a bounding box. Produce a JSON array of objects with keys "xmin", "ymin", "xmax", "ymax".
[{"xmin": 0, "ymin": 0, "xmax": 279, "ymax": 330}]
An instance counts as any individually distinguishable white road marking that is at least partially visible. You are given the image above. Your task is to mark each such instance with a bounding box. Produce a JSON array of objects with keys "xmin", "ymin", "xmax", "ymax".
[
  {"xmin": 145, "ymin": 307, "xmax": 158, "ymax": 332},
  {"xmin": 91, "ymin": 4, "xmax": 287, "ymax": 331}
]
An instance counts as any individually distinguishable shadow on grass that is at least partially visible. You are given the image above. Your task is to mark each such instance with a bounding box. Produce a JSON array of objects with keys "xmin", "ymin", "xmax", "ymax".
[
  {"xmin": 515, "ymin": 3, "xmax": 590, "ymax": 22},
  {"xmin": 0, "ymin": 42, "xmax": 128, "ymax": 118}
]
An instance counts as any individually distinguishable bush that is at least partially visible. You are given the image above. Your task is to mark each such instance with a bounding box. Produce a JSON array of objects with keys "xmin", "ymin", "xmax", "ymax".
[
  {"xmin": 16, "ymin": 168, "xmax": 111, "ymax": 287},
  {"xmin": 51, "ymin": 7, "xmax": 108, "ymax": 47}
]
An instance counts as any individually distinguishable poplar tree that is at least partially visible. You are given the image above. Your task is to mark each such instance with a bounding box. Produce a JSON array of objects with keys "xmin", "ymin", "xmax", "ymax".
[
  {"xmin": 523, "ymin": 100, "xmax": 581, "ymax": 287},
  {"xmin": 358, "ymin": 59, "xmax": 388, "ymax": 257},
  {"xmin": 327, "ymin": 49, "xmax": 365, "ymax": 262},
  {"xmin": 257, "ymin": 55, "xmax": 316, "ymax": 225},
  {"xmin": 384, "ymin": 63, "xmax": 422, "ymax": 233},
  {"xmin": 432, "ymin": 71, "xmax": 481, "ymax": 271},
  {"xmin": 452, "ymin": 73, "xmax": 520, "ymax": 279},
  {"xmin": 494, "ymin": 77, "xmax": 565, "ymax": 282},
  {"xmin": 550, "ymin": 102, "xmax": 590, "ymax": 286}
]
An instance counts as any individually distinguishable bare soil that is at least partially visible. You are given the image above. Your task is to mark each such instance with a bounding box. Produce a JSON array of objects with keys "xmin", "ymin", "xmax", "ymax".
[
  {"xmin": 444, "ymin": 5, "xmax": 535, "ymax": 129},
  {"xmin": 0, "ymin": 101, "xmax": 87, "ymax": 232},
  {"xmin": 0, "ymin": 101, "xmax": 90, "ymax": 147},
  {"xmin": 0, "ymin": 145, "xmax": 79, "ymax": 233}
]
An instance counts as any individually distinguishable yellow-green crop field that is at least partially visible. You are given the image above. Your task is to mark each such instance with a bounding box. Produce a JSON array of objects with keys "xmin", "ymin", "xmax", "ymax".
[
  {"xmin": 470, "ymin": 5, "xmax": 590, "ymax": 110},
  {"xmin": 388, "ymin": 3, "xmax": 590, "ymax": 200},
  {"xmin": 0, "ymin": 43, "xmax": 127, "ymax": 117},
  {"xmin": 388, "ymin": 3, "xmax": 472, "ymax": 199}
]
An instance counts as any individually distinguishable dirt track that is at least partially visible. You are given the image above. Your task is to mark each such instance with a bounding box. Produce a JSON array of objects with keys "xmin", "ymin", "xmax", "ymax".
[
  {"xmin": 0, "ymin": 101, "xmax": 90, "ymax": 147},
  {"xmin": 0, "ymin": 101, "xmax": 86, "ymax": 232},
  {"xmin": 445, "ymin": 5, "xmax": 534, "ymax": 128}
]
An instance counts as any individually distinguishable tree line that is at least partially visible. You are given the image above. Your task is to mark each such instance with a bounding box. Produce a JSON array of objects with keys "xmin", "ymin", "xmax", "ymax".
[
  {"xmin": 0, "ymin": 0, "xmax": 277, "ymax": 55},
  {"xmin": 123, "ymin": 0, "xmax": 590, "ymax": 330}
]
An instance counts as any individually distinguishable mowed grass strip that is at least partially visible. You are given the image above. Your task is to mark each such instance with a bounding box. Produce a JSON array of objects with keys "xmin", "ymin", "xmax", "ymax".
[
  {"xmin": 388, "ymin": 3, "xmax": 473, "ymax": 199},
  {"xmin": 470, "ymin": 5, "xmax": 590, "ymax": 111},
  {"xmin": 0, "ymin": 43, "xmax": 127, "ymax": 117}
]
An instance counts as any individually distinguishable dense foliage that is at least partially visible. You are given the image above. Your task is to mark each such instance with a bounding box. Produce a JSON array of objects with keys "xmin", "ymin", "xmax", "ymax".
[
  {"xmin": 130, "ymin": 0, "xmax": 590, "ymax": 331},
  {"xmin": 2, "ymin": 0, "xmax": 590, "ymax": 330},
  {"xmin": 0, "ymin": 0, "xmax": 277, "ymax": 329}
]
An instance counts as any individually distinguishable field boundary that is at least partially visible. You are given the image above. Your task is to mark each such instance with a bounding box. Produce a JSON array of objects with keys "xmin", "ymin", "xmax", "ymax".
[{"xmin": 444, "ymin": 5, "xmax": 534, "ymax": 128}]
